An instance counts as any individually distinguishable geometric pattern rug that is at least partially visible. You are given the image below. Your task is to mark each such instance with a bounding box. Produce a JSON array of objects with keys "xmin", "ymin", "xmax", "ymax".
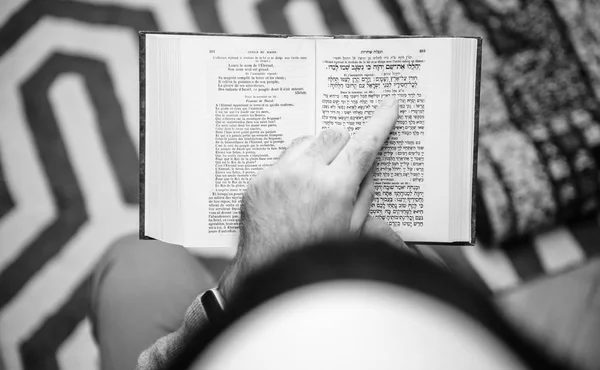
[{"xmin": 1, "ymin": 1, "xmax": 599, "ymax": 369}]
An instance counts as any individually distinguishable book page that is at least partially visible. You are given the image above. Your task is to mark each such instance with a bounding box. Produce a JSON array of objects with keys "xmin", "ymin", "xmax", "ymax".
[
  {"xmin": 316, "ymin": 38, "xmax": 452, "ymax": 242},
  {"xmin": 180, "ymin": 36, "xmax": 315, "ymax": 247}
]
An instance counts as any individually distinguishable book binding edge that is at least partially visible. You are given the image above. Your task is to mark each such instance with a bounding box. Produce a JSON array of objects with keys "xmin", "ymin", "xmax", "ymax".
[
  {"xmin": 470, "ymin": 38, "xmax": 483, "ymax": 246},
  {"xmin": 138, "ymin": 31, "xmax": 482, "ymax": 41},
  {"xmin": 139, "ymin": 31, "xmax": 154, "ymax": 240}
]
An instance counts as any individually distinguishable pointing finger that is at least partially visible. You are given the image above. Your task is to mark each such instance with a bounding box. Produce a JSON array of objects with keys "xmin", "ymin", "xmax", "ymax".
[{"xmin": 330, "ymin": 96, "xmax": 398, "ymax": 187}]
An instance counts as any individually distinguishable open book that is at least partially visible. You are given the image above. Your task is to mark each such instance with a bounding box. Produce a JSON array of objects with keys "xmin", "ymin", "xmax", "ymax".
[{"xmin": 140, "ymin": 32, "xmax": 482, "ymax": 248}]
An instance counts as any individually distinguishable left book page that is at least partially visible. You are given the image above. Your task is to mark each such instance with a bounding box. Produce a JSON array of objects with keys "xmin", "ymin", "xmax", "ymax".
[{"xmin": 176, "ymin": 36, "xmax": 316, "ymax": 248}]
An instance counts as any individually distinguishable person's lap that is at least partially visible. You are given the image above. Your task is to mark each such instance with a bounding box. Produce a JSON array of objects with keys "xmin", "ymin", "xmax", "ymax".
[
  {"xmin": 88, "ymin": 233, "xmax": 489, "ymax": 370},
  {"xmin": 89, "ymin": 234, "xmax": 215, "ymax": 370}
]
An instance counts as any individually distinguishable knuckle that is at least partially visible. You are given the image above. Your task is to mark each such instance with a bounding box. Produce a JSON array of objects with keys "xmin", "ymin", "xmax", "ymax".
[
  {"xmin": 359, "ymin": 132, "xmax": 381, "ymax": 147},
  {"xmin": 370, "ymin": 106, "xmax": 398, "ymax": 127},
  {"xmin": 349, "ymin": 145, "xmax": 375, "ymax": 173},
  {"xmin": 375, "ymin": 101, "xmax": 397, "ymax": 116},
  {"xmin": 322, "ymin": 126, "xmax": 350, "ymax": 144},
  {"xmin": 246, "ymin": 168, "xmax": 283, "ymax": 200},
  {"xmin": 282, "ymin": 136, "xmax": 315, "ymax": 161},
  {"xmin": 245, "ymin": 175, "xmax": 261, "ymax": 195},
  {"xmin": 290, "ymin": 135, "xmax": 314, "ymax": 148},
  {"xmin": 277, "ymin": 147, "xmax": 289, "ymax": 160},
  {"xmin": 249, "ymin": 168, "xmax": 273, "ymax": 188}
]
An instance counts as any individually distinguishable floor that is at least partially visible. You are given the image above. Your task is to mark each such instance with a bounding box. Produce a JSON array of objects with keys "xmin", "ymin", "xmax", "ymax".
[{"xmin": 497, "ymin": 258, "xmax": 600, "ymax": 370}]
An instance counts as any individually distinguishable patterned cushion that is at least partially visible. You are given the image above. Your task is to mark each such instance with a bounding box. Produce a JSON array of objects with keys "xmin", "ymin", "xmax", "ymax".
[{"xmin": 467, "ymin": 1, "xmax": 600, "ymax": 245}]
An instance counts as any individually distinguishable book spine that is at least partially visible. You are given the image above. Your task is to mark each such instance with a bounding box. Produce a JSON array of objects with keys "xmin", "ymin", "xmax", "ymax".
[
  {"xmin": 470, "ymin": 38, "xmax": 483, "ymax": 245},
  {"xmin": 139, "ymin": 31, "xmax": 149, "ymax": 240}
]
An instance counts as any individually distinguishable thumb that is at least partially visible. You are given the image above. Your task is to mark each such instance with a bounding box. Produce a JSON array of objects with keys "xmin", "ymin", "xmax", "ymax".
[{"xmin": 361, "ymin": 215, "xmax": 408, "ymax": 251}]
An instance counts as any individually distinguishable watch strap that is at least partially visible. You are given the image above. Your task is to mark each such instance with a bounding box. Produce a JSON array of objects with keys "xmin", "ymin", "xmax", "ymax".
[{"xmin": 200, "ymin": 288, "xmax": 226, "ymax": 325}]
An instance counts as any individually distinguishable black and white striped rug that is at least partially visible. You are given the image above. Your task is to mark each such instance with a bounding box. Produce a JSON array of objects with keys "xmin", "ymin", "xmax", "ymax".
[{"xmin": 1, "ymin": 1, "xmax": 599, "ymax": 369}]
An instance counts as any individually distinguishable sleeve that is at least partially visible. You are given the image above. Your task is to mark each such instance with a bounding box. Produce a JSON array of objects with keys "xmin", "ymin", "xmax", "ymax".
[{"xmin": 135, "ymin": 294, "xmax": 209, "ymax": 370}]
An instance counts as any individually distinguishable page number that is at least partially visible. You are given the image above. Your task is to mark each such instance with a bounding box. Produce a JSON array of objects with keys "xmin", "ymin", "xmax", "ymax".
[
  {"xmin": 209, "ymin": 50, "xmax": 215, "ymax": 53},
  {"xmin": 419, "ymin": 49, "xmax": 426, "ymax": 53}
]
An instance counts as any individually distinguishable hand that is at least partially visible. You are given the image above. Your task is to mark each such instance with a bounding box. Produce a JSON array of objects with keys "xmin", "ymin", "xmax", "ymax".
[{"xmin": 219, "ymin": 97, "xmax": 407, "ymax": 301}]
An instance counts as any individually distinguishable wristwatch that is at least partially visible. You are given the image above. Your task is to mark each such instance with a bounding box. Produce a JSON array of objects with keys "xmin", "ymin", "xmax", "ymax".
[{"xmin": 200, "ymin": 288, "xmax": 227, "ymax": 325}]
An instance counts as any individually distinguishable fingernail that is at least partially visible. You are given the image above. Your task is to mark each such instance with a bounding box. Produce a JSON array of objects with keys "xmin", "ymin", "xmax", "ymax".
[{"xmin": 381, "ymin": 96, "xmax": 397, "ymax": 107}]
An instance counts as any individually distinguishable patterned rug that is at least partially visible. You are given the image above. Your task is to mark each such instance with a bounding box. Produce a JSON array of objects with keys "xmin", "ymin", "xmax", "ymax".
[{"xmin": 1, "ymin": 0, "xmax": 599, "ymax": 369}]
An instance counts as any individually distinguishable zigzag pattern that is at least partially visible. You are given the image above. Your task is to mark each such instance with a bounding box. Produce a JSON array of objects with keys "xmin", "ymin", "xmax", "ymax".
[{"xmin": 0, "ymin": 1, "xmax": 598, "ymax": 369}]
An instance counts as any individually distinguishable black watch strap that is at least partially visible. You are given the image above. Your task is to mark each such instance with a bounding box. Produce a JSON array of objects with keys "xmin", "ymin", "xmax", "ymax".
[{"xmin": 200, "ymin": 288, "xmax": 226, "ymax": 325}]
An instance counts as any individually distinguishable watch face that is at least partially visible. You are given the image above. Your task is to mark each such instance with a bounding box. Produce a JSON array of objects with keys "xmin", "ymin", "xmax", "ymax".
[{"xmin": 201, "ymin": 289, "xmax": 225, "ymax": 325}]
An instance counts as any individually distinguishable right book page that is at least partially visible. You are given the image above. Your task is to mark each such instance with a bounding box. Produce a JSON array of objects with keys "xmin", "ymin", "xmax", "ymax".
[{"xmin": 315, "ymin": 37, "xmax": 456, "ymax": 243}]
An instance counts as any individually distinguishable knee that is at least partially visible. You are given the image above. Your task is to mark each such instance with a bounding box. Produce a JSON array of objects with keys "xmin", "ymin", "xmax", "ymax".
[
  {"xmin": 96, "ymin": 235, "xmax": 189, "ymax": 279},
  {"xmin": 89, "ymin": 233, "xmax": 148, "ymax": 340},
  {"xmin": 101, "ymin": 234, "xmax": 173, "ymax": 267},
  {"xmin": 89, "ymin": 234, "xmax": 195, "ymax": 327},
  {"xmin": 90, "ymin": 235, "xmax": 181, "ymax": 309},
  {"xmin": 91, "ymin": 233, "xmax": 213, "ymax": 304}
]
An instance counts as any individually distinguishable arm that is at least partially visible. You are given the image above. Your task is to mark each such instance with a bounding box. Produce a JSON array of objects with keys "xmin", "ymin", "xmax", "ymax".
[
  {"xmin": 135, "ymin": 294, "xmax": 209, "ymax": 370},
  {"xmin": 136, "ymin": 97, "xmax": 405, "ymax": 369}
]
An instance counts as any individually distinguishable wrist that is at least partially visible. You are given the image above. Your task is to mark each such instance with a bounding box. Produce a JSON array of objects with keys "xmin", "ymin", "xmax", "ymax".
[{"xmin": 217, "ymin": 261, "xmax": 239, "ymax": 304}]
